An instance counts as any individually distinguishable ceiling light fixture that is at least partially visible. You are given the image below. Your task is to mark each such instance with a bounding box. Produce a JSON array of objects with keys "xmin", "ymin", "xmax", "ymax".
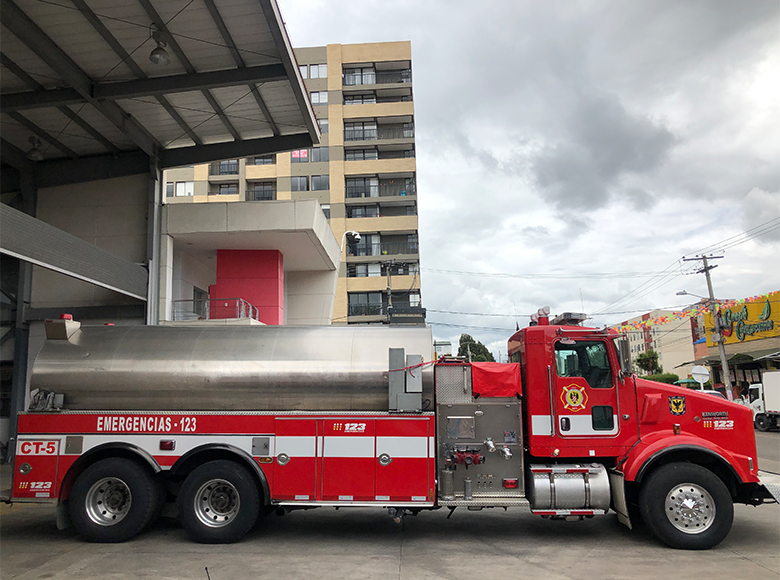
[
  {"xmin": 27, "ymin": 136, "xmax": 44, "ymax": 161},
  {"xmin": 149, "ymin": 24, "xmax": 170, "ymax": 66}
]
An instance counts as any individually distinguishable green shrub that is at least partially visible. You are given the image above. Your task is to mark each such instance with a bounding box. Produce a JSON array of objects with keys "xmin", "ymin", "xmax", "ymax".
[{"xmin": 645, "ymin": 373, "xmax": 679, "ymax": 384}]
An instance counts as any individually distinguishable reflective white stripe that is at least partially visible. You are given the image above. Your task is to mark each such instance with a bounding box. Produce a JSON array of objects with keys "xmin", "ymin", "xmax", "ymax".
[
  {"xmin": 276, "ymin": 436, "xmax": 316, "ymax": 458},
  {"xmin": 560, "ymin": 414, "xmax": 619, "ymax": 436},
  {"xmin": 324, "ymin": 436, "xmax": 374, "ymax": 458},
  {"xmin": 531, "ymin": 415, "xmax": 553, "ymax": 436},
  {"xmin": 78, "ymin": 434, "xmax": 259, "ymax": 458},
  {"xmin": 429, "ymin": 436, "xmax": 435, "ymax": 456},
  {"xmin": 376, "ymin": 436, "xmax": 428, "ymax": 458}
]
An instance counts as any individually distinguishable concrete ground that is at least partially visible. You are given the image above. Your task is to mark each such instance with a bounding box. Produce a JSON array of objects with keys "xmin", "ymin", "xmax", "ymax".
[{"xmin": 1, "ymin": 433, "xmax": 778, "ymax": 580}]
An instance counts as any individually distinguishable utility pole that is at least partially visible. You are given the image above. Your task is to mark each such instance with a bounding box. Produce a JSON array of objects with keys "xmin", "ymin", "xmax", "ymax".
[{"xmin": 682, "ymin": 255, "xmax": 732, "ymax": 393}]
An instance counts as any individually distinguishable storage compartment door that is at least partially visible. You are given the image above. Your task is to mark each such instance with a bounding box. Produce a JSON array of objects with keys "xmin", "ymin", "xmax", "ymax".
[
  {"xmin": 273, "ymin": 419, "xmax": 317, "ymax": 501},
  {"xmin": 321, "ymin": 419, "xmax": 376, "ymax": 501},
  {"xmin": 375, "ymin": 418, "xmax": 432, "ymax": 503}
]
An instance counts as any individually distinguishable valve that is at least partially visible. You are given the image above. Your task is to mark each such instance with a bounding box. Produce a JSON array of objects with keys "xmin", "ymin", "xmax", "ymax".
[
  {"xmin": 500, "ymin": 446, "xmax": 513, "ymax": 460},
  {"xmin": 484, "ymin": 438, "xmax": 497, "ymax": 453}
]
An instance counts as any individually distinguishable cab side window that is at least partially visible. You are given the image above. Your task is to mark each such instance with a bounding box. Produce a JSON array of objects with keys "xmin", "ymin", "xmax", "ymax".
[{"xmin": 554, "ymin": 341, "xmax": 614, "ymax": 389}]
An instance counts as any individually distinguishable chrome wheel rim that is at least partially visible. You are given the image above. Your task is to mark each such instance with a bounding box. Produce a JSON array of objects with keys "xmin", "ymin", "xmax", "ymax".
[
  {"xmin": 664, "ymin": 482, "xmax": 716, "ymax": 534},
  {"xmin": 194, "ymin": 479, "xmax": 240, "ymax": 528},
  {"xmin": 85, "ymin": 477, "xmax": 132, "ymax": 526}
]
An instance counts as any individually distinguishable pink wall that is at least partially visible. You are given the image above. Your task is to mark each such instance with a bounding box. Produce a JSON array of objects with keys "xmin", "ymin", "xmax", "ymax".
[{"xmin": 209, "ymin": 250, "xmax": 284, "ymax": 325}]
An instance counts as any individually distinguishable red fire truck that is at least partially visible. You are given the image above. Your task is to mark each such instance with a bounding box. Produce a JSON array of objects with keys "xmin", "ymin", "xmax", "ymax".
[{"xmin": 5, "ymin": 311, "xmax": 778, "ymax": 549}]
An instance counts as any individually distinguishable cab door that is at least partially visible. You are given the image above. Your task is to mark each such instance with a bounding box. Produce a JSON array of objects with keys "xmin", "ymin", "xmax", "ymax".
[{"xmin": 552, "ymin": 339, "xmax": 620, "ymax": 445}]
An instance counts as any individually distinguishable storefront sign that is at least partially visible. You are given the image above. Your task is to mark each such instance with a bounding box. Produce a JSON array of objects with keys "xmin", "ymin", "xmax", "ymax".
[{"xmin": 705, "ymin": 294, "xmax": 779, "ymax": 346}]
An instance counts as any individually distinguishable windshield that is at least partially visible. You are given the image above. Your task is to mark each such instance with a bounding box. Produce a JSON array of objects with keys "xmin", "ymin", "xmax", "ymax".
[{"xmin": 749, "ymin": 387, "xmax": 760, "ymax": 403}]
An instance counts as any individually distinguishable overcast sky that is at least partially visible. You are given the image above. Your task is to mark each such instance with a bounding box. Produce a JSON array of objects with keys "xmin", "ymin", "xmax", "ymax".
[{"xmin": 279, "ymin": 0, "xmax": 780, "ymax": 359}]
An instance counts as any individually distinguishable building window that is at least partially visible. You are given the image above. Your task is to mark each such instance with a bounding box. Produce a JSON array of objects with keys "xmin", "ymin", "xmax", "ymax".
[
  {"xmin": 345, "ymin": 148, "xmax": 378, "ymax": 161},
  {"xmin": 311, "ymin": 147, "xmax": 329, "ymax": 163},
  {"xmin": 407, "ymin": 234, "xmax": 418, "ymax": 252},
  {"xmin": 344, "ymin": 121, "xmax": 377, "ymax": 141},
  {"xmin": 166, "ymin": 183, "xmax": 174, "ymax": 197},
  {"xmin": 409, "ymin": 292, "xmax": 421, "ymax": 308},
  {"xmin": 311, "ymin": 91, "xmax": 328, "ymax": 106},
  {"xmin": 252, "ymin": 182, "xmax": 275, "ymax": 201},
  {"xmin": 309, "ymin": 64, "xmax": 327, "ymax": 78},
  {"xmin": 175, "ymin": 181, "xmax": 194, "ymax": 197},
  {"xmin": 299, "ymin": 64, "xmax": 308, "ymax": 79},
  {"xmin": 344, "ymin": 67, "xmax": 376, "ymax": 86},
  {"xmin": 344, "ymin": 93, "xmax": 377, "ymax": 105},
  {"xmin": 218, "ymin": 160, "xmax": 239, "ymax": 175},
  {"xmin": 254, "ymin": 155, "xmax": 275, "ymax": 165},
  {"xmin": 291, "ymin": 176, "xmax": 308, "ymax": 191},
  {"xmin": 311, "ymin": 175, "xmax": 330, "ymax": 191},
  {"xmin": 291, "ymin": 149, "xmax": 309, "ymax": 163},
  {"xmin": 321, "ymin": 204, "xmax": 330, "ymax": 219},
  {"xmin": 218, "ymin": 183, "xmax": 238, "ymax": 195},
  {"xmin": 346, "ymin": 177, "xmax": 379, "ymax": 198},
  {"xmin": 348, "ymin": 263, "xmax": 382, "ymax": 278},
  {"xmin": 318, "ymin": 119, "xmax": 328, "ymax": 134},
  {"xmin": 348, "ymin": 291, "xmax": 383, "ymax": 316},
  {"xmin": 348, "ymin": 205, "xmax": 380, "ymax": 218}
]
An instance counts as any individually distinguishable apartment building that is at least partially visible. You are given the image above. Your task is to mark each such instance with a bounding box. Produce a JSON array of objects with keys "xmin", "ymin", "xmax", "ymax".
[
  {"xmin": 614, "ymin": 309, "xmax": 696, "ymax": 377},
  {"xmin": 164, "ymin": 41, "xmax": 423, "ymax": 325}
]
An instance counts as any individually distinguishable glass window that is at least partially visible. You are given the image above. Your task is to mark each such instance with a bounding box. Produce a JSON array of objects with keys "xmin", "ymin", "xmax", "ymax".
[
  {"xmin": 254, "ymin": 155, "xmax": 275, "ymax": 165},
  {"xmin": 554, "ymin": 341, "xmax": 614, "ymax": 388},
  {"xmin": 321, "ymin": 204, "xmax": 330, "ymax": 219},
  {"xmin": 175, "ymin": 181, "xmax": 193, "ymax": 197},
  {"xmin": 291, "ymin": 149, "xmax": 309, "ymax": 163},
  {"xmin": 166, "ymin": 183, "xmax": 174, "ymax": 198},
  {"xmin": 344, "ymin": 121, "xmax": 377, "ymax": 141},
  {"xmin": 218, "ymin": 183, "xmax": 237, "ymax": 195},
  {"xmin": 311, "ymin": 147, "xmax": 329, "ymax": 163},
  {"xmin": 311, "ymin": 91, "xmax": 328, "ymax": 106},
  {"xmin": 409, "ymin": 292, "xmax": 421, "ymax": 308},
  {"xmin": 318, "ymin": 119, "xmax": 328, "ymax": 134},
  {"xmin": 591, "ymin": 406, "xmax": 615, "ymax": 431},
  {"xmin": 348, "ymin": 205, "xmax": 380, "ymax": 218},
  {"xmin": 346, "ymin": 177, "xmax": 379, "ymax": 198},
  {"xmin": 291, "ymin": 176, "xmax": 308, "ymax": 191},
  {"xmin": 345, "ymin": 148, "xmax": 378, "ymax": 161},
  {"xmin": 219, "ymin": 160, "xmax": 238, "ymax": 175},
  {"xmin": 311, "ymin": 175, "xmax": 329, "ymax": 191},
  {"xmin": 344, "ymin": 94, "xmax": 376, "ymax": 105},
  {"xmin": 299, "ymin": 64, "xmax": 308, "ymax": 79},
  {"xmin": 344, "ymin": 67, "xmax": 376, "ymax": 86},
  {"xmin": 310, "ymin": 64, "xmax": 327, "ymax": 79}
]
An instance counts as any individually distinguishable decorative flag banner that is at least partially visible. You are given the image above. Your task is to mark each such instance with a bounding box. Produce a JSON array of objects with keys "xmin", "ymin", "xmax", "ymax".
[{"xmin": 614, "ymin": 290, "xmax": 780, "ymax": 333}]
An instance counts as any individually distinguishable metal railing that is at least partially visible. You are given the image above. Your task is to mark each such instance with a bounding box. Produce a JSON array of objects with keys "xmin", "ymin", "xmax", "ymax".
[
  {"xmin": 344, "ymin": 126, "xmax": 414, "ymax": 142},
  {"xmin": 348, "ymin": 303, "xmax": 385, "ymax": 316},
  {"xmin": 344, "ymin": 70, "xmax": 412, "ymax": 86},
  {"xmin": 347, "ymin": 242, "xmax": 419, "ymax": 257},
  {"xmin": 209, "ymin": 161, "xmax": 239, "ymax": 175},
  {"xmin": 252, "ymin": 189, "xmax": 275, "ymax": 201},
  {"xmin": 345, "ymin": 182, "xmax": 416, "ymax": 198},
  {"xmin": 172, "ymin": 298, "xmax": 261, "ymax": 322}
]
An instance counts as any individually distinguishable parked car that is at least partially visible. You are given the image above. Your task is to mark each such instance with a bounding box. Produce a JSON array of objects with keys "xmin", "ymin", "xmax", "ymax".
[{"xmin": 701, "ymin": 389, "xmax": 727, "ymax": 399}]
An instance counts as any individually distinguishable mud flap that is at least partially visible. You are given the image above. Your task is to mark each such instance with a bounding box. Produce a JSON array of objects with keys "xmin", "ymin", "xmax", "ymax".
[
  {"xmin": 758, "ymin": 471, "xmax": 780, "ymax": 503},
  {"xmin": 56, "ymin": 501, "xmax": 71, "ymax": 530},
  {"xmin": 608, "ymin": 470, "xmax": 631, "ymax": 529}
]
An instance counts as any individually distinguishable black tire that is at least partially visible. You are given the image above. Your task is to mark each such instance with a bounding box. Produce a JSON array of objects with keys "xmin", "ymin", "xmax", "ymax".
[
  {"xmin": 177, "ymin": 460, "xmax": 260, "ymax": 544},
  {"xmin": 69, "ymin": 457, "xmax": 158, "ymax": 543},
  {"xmin": 755, "ymin": 414, "xmax": 771, "ymax": 432},
  {"xmin": 639, "ymin": 463, "xmax": 733, "ymax": 550}
]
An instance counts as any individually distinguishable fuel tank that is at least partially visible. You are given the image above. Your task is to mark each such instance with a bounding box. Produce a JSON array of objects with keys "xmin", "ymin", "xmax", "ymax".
[{"xmin": 30, "ymin": 324, "xmax": 434, "ymax": 411}]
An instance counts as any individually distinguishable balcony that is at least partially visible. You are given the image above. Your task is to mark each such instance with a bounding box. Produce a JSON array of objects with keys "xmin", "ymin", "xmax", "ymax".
[
  {"xmin": 347, "ymin": 242, "xmax": 419, "ymax": 257},
  {"xmin": 344, "ymin": 70, "xmax": 412, "ymax": 86},
  {"xmin": 172, "ymin": 298, "xmax": 261, "ymax": 322},
  {"xmin": 209, "ymin": 160, "xmax": 239, "ymax": 176},
  {"xmin": 344, "ymin": 126, "xmax": 414, "ymax": 142},
  {"xmin": 348, "ymin": 303, "xmax": 384, "ymax": 317},
  {"xmin": 346, "ymin": 182, "xmax": 416, "ymax": 199}
]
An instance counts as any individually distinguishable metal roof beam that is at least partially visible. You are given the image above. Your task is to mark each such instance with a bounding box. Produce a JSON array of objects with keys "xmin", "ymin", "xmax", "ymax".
[
  {"xmin": 0, "ymin": 138, "xmax": 33, "ymax": 173},
  {"xmin": 160, "ymin": 133, "xmax": 314, "ymax": 169},
  {"xmin": 1, "ymin": 0, "xmax": 160, "ymax": 157},
  {"xmin": 137, "ymin": 0, "xmax": 242, "ymax": 141},
  {"xmin": 5, "ymin": 111, "xmax": 79, "ymax": 159},
  {"xmin": 202, "ymin": 0, "xmax": 280, "ymax": 135}
]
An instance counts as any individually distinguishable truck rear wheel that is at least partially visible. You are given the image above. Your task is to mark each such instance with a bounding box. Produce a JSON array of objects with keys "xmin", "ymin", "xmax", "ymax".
[
  {"xmin": 639, "ymin": 463, "xmax": 733, "ymax": 550},
  {"xmin": 754, "ymin": 414, "xmax": 772, "ymax": 432},
  {"xmin": 69, "ymin": 457, "xmax": 158, "ymax": 543},
  {"xmin": 178, "ymin": 460, "xmax": 260, "ymax": 544}
]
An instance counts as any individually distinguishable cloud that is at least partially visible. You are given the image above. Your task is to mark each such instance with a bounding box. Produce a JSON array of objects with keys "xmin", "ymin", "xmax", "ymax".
[{"xmin": 741, "ymin": 188, "xmax": 780, "ymax": 243}]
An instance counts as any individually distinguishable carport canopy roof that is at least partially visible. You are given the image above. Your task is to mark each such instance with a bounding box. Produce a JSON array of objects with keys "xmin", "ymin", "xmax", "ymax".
[{"xmin": 0, "ymin": 0, "xmax": 319, "ymax": 181}]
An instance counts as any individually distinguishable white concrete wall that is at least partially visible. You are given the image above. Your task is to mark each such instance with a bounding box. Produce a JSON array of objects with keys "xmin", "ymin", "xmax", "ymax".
[
  {"xmin": 172, "ymin": 249, "xmax": 216, "ymax": 303},
  {"xmin": 286, "ymin": 270, "xmax": 336, "ymax": 325},
  {"xmin": 31, "ymin": 174, "xmax": 149, "ymax": 308}
]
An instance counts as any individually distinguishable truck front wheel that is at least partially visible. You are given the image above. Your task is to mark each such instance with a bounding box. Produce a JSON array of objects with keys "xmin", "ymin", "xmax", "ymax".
[
  {"xmin": 754, "ymin": 414, "xmax": 772, "ymax": 431},
  {"xmin": 639, "ymin": 463, "xmax": 733, "ymax": 550},
  {"xmin": 178, "ymin": 460, "xmax": 260, "ymax": 543},
  {"xmin": 69, "ymin": 457, "xmax": 158, "ymax": 542}
]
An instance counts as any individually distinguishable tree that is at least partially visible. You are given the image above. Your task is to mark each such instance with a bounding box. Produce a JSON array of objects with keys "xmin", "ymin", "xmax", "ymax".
[
  {"xmin": 457, "ymin": 334, "xmax": 495, "ymax": 362},
  {"xmin": 635, "ymin": 349, "xmax": 661, "ymax": 375}
]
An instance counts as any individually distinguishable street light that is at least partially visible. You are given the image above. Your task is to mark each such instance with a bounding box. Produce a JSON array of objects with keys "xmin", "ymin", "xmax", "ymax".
[
  {"xmin": 340, "ymin": 230, "xmax": 360, "ymax": 253},
  {"xmin": 677, "ymin": 289, "xmax": 732, "ymax": 393}
]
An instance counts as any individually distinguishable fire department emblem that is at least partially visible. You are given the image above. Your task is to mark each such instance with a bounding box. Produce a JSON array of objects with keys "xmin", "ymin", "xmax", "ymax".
[
  {"xmin": 669, "ymin": 396, "xmax": 686, "ymax": 416},
  {"xmin": 561, "ymin": 384, "xmax": 588, "ymax": 412}
]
